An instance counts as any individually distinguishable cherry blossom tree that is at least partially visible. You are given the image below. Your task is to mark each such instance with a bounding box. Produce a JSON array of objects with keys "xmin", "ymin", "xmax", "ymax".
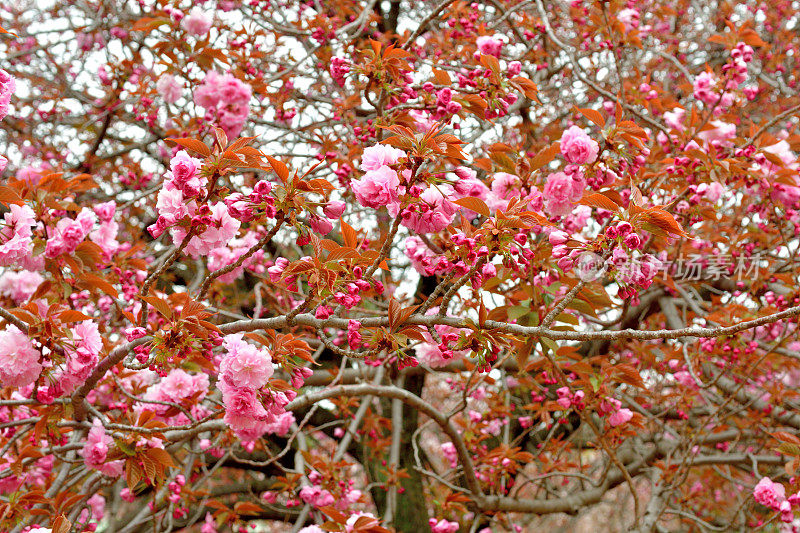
[{"xmin": 2, "ymin": 0, "xmax": 800, "ymax": 531}]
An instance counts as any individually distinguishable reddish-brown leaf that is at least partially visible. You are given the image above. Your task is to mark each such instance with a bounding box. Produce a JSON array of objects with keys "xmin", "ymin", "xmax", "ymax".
[
  {"xmin": 576, "ymin": 107, "xmax": 606, "ymax": 128},
  {"xmin": 579, "ymin": 192, "xmax": 621, "ymax": 212},
  {"xmin": 166, "ymin": 137, "xmax": 211, "ymax": 157},
  {"xmin": 453, "ymin": 196, "xmax": 491, "ymax": 218}
]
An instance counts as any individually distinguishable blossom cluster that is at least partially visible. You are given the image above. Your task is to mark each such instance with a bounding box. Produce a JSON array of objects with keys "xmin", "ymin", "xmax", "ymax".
[
  {"xmin": 0, "ymin": 205, "xmax": 39, "ymax": 269},
  {"xmin": 0, "ymin": 68, "xmax": 14, "ymax": 120},
  {"xmin": 693, "ymin": 42, "xmax": 755, "ymax": 112},
  {"xmin": 753, "ymin": 477, "xmax": 800, "ymax": 524},
  {"xmin": 218, "ymin": 333, "xmax": 295, "ymax": 442},
  {"xmin": 0, "ymin": 325, "xmax": 42, "ymax": 389},
  {"xmin": 194, "ymin": 71, "xmax": 252, "ymax": 138},
  {"xmin": 151, "ymin": 151, "xmax": 241, "ymax": 256},
  {"xmin": 81, "ymin": 421, "xmax": 124, "ymax": 477}
]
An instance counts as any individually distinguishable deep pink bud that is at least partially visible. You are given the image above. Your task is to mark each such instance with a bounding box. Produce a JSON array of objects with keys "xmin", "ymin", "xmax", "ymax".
[
  {"xmin": 549, "ymin": 231, "xmax": 569, "ymax": 245},
  {"xmin": 323, "ymin": 200, "xmax": 346, "ymax": 219}
]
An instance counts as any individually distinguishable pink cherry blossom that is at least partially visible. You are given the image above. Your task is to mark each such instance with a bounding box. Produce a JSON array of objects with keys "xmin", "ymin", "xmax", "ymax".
[
  {"xmin": 663, "ymin": 107, "xmax": 686, "ymax": 131},
  {"xmin": 156, "ymin": 74, "xmax": 183, "ymax": 104},
  {"xmin": 0, "ymin": 325, "xmax": 42, "ymax": 388},
  {"xmin": 81, "ymin": 421, "xmax": 124, "ymax": 477},
  {"xmin": 220, "ymin": 333, "xmax": 274, "ymax": 389},
  {"xmin": 697, "ymin": 120, "xmax": 736, "ymax": 146},
  {"xmin": 359, "ymin": 144, "xmax": 406, "ymax": 172},
  {"xmin": 59, "ymin": 320, "xmax": 102, "ymax": 394},
  {"xmin": 93, "ymin": 201, "xmax": 116, "ymax": 223},
  {"xmin": 264, "ymin": 411, "xmax": 295, "ymax": 436},
  {"xmin": 429, "ymin": 518, "xmax": 460, "ymax": 533},
  {"xmin": 45, "ymin": 208, "xmax": 96, "ymax": 258},
  {"xmin": 156, "ymin": 186, "xmax": 192, "ymax": 221},
  {"xmin": 180, "ymin": 7, "xmax": 213, "ymax": 36},
  {"xmin": 167, "ymin": 150, "xmax": 204, "ymax": 197},
  {"xmin": 172, "ymin": 202, "xmax": 241, "ymax": 257},
  {"xmin": 693, "ymin": 71, "xmax": 719, "ymax": 105},
  {"xmin": 617, "ymin": 8, "xmax": 640, "ymax": 32},
  {"xmin": 0, "ymin": 68, "xmax": 15, "ymax": 120},
  {"xmin": 491, "ymin": 172, "xmax": 521, "ymax": 200},
  {"xmin": 476, "ymin": 35, "xmax": 503, "ymax": 57},
  {"xmin": 543, "ymin": 172, "xmax": 584, "ymax": 217},
  {"xmin": 207, "ymin": 231, "xmax": 267, "ymax": 283},
  {"xmin": 89, "ymin": 219, "xmax": 120, "ymax": 256},
  {"xmin": 754, "ymin": 477, "xmax": 786, "ymax": 510},
  {"xmin": 194, "ymin": 71, "xmax": 252, "ymax": 138},
  {"xmin": 405, "ymin": 236, "xmax": 440, "ymax": 276},
  {"xmin": 560, "ymin": 125, "xmax": 600, "ymax": 165},
  {"xmin": 220, "ymin": 384, "xmax": 272, "ymax": 440},
  {"xmin": 351, "ymin": 166, "xmax": 400, "ymax": 208},
  {"xmin": 401, "ymin": 187, "xmax": 457, "ymax": 234},
  {"xmin": 0, "ymin": 269, "xmax": 43, "ymax": 303},
  {"xmin": 608, "ymin": 408, "xmax": 633, "ymax": 427},
  {"xmin": 299, "ymin": 485, "xmax": 336, "ymax": 507}
]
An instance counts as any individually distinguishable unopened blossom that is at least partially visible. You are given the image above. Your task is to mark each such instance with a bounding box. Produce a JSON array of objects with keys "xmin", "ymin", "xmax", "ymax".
[
  {"xmin": 309, "ymin": 216, "xmax": 333, "ymax": 235},
  {"xmin": 329, "ymin": 57, "xmax": 350, "ymax": 87},
  {"xmin": 323, "ymin": 200, "xmax": 346, "ymax": 219}
]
